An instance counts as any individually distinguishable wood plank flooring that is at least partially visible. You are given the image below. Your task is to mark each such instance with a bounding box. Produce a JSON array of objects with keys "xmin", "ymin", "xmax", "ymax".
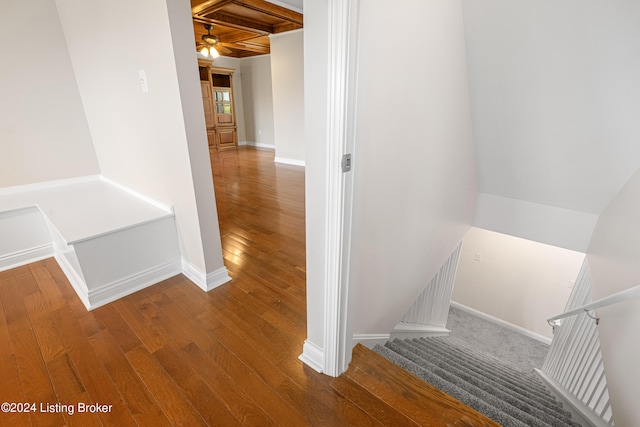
[{"xmin": 0, "ymin": 146, "xmax": 497, "ymax": 426}]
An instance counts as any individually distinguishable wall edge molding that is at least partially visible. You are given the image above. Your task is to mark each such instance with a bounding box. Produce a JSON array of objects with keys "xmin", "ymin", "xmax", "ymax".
[
  {"xmin": 86, "ymin": 260, "xmax": 182, "ymax": 310},
  {"xmin": 299, "ymin": 340, "xmax": 324, "ymax": 373},
  {"xmin": 239, "ymin": 141, "xmax": 276, "ymax": 150},
  {"xmin": 451, "ymin": 301, "xmax": 552, "ymax": 345},
  {"xmin": 181, "ymin": 259, "xmax": 231, "ymax": 291},
  {"xmin": 390, "ymin": 323, "xmax": 451, "ymax": 340},
  {"xmin": 0, "ymin": 244, "xmax": 54, "ymax": 273},
  {"xmin": 100, "ymin": 175, "xmax": 174, "ymax": 214},
  {"xmin": 0, "ymin": 175, "xmax": 101, "ymax": 197},
  {"xmin": 274, "ymin": 157, "xmax": 305, "ymax": 167},
  {"xmin": 206, "ymin": 267, "xmax": 232, "ymax": 291},
  {"xmin": 352, "ymin": 334, "xmax": 391, "ymax": 349}
]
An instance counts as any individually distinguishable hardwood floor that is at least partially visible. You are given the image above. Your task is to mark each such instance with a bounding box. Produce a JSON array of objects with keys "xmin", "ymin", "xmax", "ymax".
[{"xmin": 0, "ymin": 146, "xmax": 497, "ymax": 426}]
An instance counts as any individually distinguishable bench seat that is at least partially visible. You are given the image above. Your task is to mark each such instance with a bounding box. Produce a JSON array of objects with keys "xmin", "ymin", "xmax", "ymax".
[{"xmin": 0, "ymin": 176, "xmax": 181, "ymax": 309}]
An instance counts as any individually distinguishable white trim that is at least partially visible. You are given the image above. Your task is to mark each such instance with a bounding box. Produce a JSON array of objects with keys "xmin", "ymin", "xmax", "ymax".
[
  {"xmin": 534, "ymin": 369, "xmax": 610, "ymax": 427},
  {"xmin": 86, "ymin": 260, "xmax": 181, "ymax": 310},
  {"xmin": 320, "ymin": 0, "xmax": 360, "ymax": 377},
  {"xmin": 450, "ymin": 301, "xmax": 552, "ymax": 345},
  {"xmin": 100, "ymin": 176, "xmax": 173, "ymax": 214},
  {"xmin": 67, "ymin": 216, "xmax": 174, "ymax": 245},
  {"xmin": 0, "ymin": 175, "xmax": 100, "ymax": 196},
  {"xmin": 0, "ymin": 244, "xmax": 54, "ymax": 272},
  {"xmin": 239, "ymin": 141, "xmax": 276, "ymax": 150},
  {"xmin": 390, "ymin": 323, "xmax": 451, "ymax": 340},
  {"xmin": 206, "ymin": 267, "xmax": 232, "ymax": 291},
  {"xmin": 181, "ymin": 258, "xmax": 206, "ymax": 288},
  {"xmin": 54, "ymin": 251, "xmax": 90, "ymax": 308},
  {"xmin": 353, "ymin": 334, "xmax": 390, "ymax": 349},
  {"xmin": 181, "ymin": 258, "xmax": 231, "ymax": 291},
  {"xmin": 298, "ymin": 340, "xmax": 324, "ymax": 373},
  {"xmin": 274, "ymin": 157, "xmax": 305, "ymax": 167}
]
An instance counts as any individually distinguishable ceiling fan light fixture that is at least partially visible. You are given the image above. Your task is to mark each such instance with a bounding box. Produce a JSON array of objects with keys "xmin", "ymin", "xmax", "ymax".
[
  {"xmin": 199, "ymin": 46, "xmax": 219, "ymax": 59},
  {"xmin": 202, "ymin": 24, "xmax": 218, "ymax": 45},
  {"xmin": 202, "ymin": 34, "xmax": 219, "ymax": 45}
]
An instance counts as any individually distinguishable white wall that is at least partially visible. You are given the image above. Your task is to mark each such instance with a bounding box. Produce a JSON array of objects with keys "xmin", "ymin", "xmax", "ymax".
[
  {"xmin": 302, "ymin": 0, "xmax": 328, "ymax": 351},
  {"xmin": 165, "ymin": 0, "xmax": 226, "ymax": 279},
  {"xmin": 239, "ymin": 56, "xmax": 275, "ymax": 147},
  {"xmin": 270, "ymin": 30, "xmax": 305, "ymax": 165},
  {"xmin": 474, "ymin": 193, "xmax": 599, "ymax": 252},
  {"xmin": 349, "ymin": 0, "xmax": 478, "ymax": 335},
  {"xmin": 453, "ymin": 227, "xmax": 584, "ymax": 340},
  {"xmin": 586, "ymin": 167, "xmax": 640, "ymax": 426},
  {"xmin": 462, "ymin": 0, "xmax": 640, "ymax": 215},
  {"xmin": 0, "ymin": 0, "xmax": 100, "ymax": 187},
  {"xmin": 202, "ymin": 56, "xmax": 247, "ymax": 143},
  {"xmin": 54, "ymin": 0, "xmax": 226, "ymax": 278}
]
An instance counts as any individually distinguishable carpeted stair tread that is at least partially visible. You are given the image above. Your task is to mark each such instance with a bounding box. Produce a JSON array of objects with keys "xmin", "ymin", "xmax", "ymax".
[
  {"xmin": 373, "ymin": 345, "xmax": 531, "ymax": 427},
  {"xmin": 425, "ymin": 337, "xmax": 555, "ymax": 397},
  {"xmin": 374, "ymin": 337, "xmax": 581, "ymax": 427},
  {"xmin": 428, "ymin": 336, "xmax": 550, "ymax": 388},
  {"xmin": 411, "ymin": 337, "xmax": 554, "ymax": 402},
  {"xmin": 393, "ymin": 340, "xmax": 576, "ymax": 426},
  {"xmin": 405, "ymin": 339, "xmax": 567, "ymax": 413},
  {"xmin": 384, "ymin": 341, "xmax": 574, "ymax": 427},
  {"xmin": 411, "ymin": 337, "xmax": 559, "ymax": 406}
]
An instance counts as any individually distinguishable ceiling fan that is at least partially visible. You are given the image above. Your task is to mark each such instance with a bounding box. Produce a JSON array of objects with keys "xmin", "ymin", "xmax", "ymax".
[{"xmin": 198, "ymin": 24, "xmax": 231, "ymax": 58}]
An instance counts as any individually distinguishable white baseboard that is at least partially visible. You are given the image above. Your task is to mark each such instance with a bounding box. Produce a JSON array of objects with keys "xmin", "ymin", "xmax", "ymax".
[
  {"xmin": 206, "ymin": 267, "xmax": 232, "ymax": 291},
  {"xmin": 239, "ymin": 141, "xmax": 275, "ymax": 150},
  {"xmin": 390, "ymin": 323, "xmax": 450, "ymax": 341},
  {"xmin": 86, "ymin": 260, "xmax": 181, "ymax": 310},
  {"xmin": 181, "ymin": 259, "xmax": 231, "ymax": 291},
  {"xmin": 274, "ymin": 157, "xmax": 305, "ymax": 168},
  {"xmin": 534, "ymin": 369, "xmax": 608, "ymax": 427},
  {"xmin": 54, "ymin": 251, "xmax": 90, "ymax": 309},
  {"xmin": 56, "ymin": 249, "xmax": 181, "ymax": 311},
  {"xmin": 352, "ymin": 334, "xmax": 390, "ymax": 349},
  {"xmin": 100, "ymin": 176, "xmax": 173, "ymax": 214},
  {"xmin": 299, "ymin": 340, "xmax": 324, "ymax": 373},
  {"xmin": 451, "ymin": 301, "xmax": 552, "ymax": 345},
  {"xmin": 0, "ymin": 174, "xmax": 100, "ymax": 197},
  {"xmin": 181, "ymin": 259, "xmax": 205, "ymax": 288},
  {"xmin": 0, "ymin": 244, "xmax": 54, "ymax": 273}
]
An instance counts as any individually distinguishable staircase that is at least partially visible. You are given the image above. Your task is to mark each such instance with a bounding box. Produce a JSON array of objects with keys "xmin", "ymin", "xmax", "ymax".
[{"xmin": 374, "ymin": 337, "xmax": 582, "ymax": 427}]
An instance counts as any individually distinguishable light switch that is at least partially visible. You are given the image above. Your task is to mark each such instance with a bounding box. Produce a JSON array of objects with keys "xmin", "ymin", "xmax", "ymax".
[{"xmin": 138, "ymin": 70, "xmax": 149, "ymax": 93}]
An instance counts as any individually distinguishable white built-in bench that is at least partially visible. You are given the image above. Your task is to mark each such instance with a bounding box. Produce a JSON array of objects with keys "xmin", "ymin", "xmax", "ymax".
[{"xmin": 0, "ymin": 175, "xmax": 181, "ymax": 310}]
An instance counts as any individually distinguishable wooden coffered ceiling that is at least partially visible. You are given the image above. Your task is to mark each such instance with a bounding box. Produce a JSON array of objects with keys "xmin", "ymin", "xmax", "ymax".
[{"xmin": 191, "ymin": 0, "xmax": 303, "ymax": 58}]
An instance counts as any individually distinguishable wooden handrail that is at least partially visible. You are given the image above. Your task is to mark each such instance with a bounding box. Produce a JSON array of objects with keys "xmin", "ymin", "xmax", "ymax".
[{"xmin": 548, "ymin": 284, "xmax": 640, "ymax": 324}]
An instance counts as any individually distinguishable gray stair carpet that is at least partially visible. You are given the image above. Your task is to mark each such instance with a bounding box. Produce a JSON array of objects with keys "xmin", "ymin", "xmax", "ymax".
[{"xmin": 373, "ymin": 337, "xmax": 581, "ymax": 427}]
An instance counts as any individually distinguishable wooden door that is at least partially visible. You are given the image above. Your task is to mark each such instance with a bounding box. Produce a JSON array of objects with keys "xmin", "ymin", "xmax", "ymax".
[
  {"xmin": 200, "ymin": 82, "xmax": 214, "ymax": 127},
  {"xmin": 213, "ymin": 88, "xmax": 234, "ymax": 125}
]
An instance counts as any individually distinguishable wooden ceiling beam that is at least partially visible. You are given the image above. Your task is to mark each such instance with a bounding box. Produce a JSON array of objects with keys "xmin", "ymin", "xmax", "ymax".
[
  {"xmin": 233, "ymin": 0, "xmax": 303, "ymax": 26},
  {"xmin": 220, "ymin": 42, "xmax": 269, "ymax": 54},
  {"xmin": 272, "ymin": 21, "xmax": 302, "ymax": 33},
  {"xmin": 194, "ymin": 13, "xmax": 273, "ymax": 35},
  {"xmin": 192, "ymin": 0, "xmax": 234, "ymax": 15}
]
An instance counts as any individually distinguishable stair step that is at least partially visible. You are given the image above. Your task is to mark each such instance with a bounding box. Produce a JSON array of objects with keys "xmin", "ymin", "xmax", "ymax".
[
  {"xmin": 411, "ymin": 338, "xmax": 561, "ymax": 408},
  {"xmin": 375, "ymin": 337, "xmax": 582, "ymax": 427},
  {"xmin": 393, "ymin": 340, "xmax": 576, "ymax": 426},
  {"xmin": 346, "ymin": 344, "xmax": 500, "ymax": 426},
  {"xmin": 374, "ymin": 345, "xmax": 531, "ymax": 427}
]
